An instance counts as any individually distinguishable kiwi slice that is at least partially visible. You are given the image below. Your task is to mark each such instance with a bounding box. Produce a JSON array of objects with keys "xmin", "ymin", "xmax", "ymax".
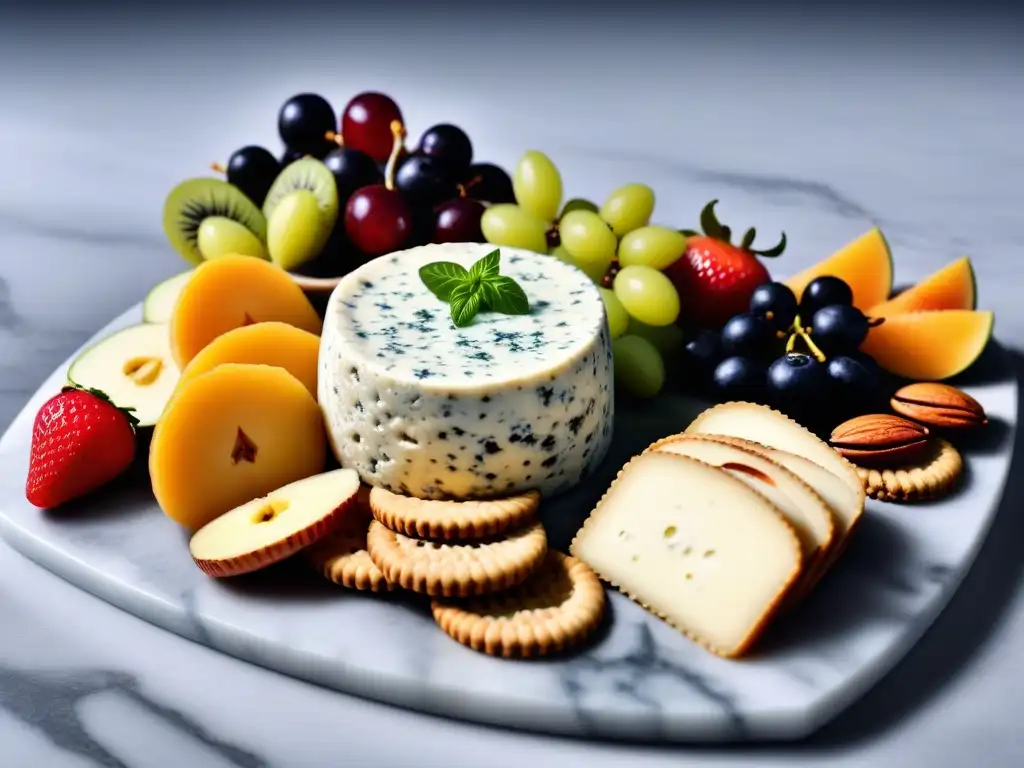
[
  {"xmin": 163, "ymin": 178, "xmax": 268, "ymax": 265},
  {"xmin": 262, "ymin": 157, "xmax": 339, "ymax": 227}
]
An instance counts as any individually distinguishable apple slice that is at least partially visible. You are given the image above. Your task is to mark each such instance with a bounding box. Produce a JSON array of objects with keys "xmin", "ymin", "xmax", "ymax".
[
  {"xmin": 67, "ymin": 322, "xmax": 180, "ymax": 428},
  {"xmin": 189, "ymin": 468, "xmax": 361, "ymax": 578},
  {"xmin": 143, "ymin": 270, "xmax": 193, "ymax": 324}
]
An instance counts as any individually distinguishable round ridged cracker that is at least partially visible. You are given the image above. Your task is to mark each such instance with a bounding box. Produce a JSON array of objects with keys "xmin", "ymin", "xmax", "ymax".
[
  {"xmin": 366, "ymin": 519, "xmax": 548, "ymax": 597},
  {"xmin": 857, "ymin": 438, "xmax": 963, "ymax": 503},
  {"xmin": 431, "ymin": 551, "xmax": 606, "ymax": 658},
  {"xmin": 369, "ymin": 487, "xmax": 540, "ymax": 541},
  {"xmin": 304, "ymin": 486, "xmax": 393, "ymax": 592}
]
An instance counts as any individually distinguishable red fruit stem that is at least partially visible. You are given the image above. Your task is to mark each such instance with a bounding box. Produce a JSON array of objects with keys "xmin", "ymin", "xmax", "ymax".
[
  {"xmin": 383, "ymin": 119, "xmax": 407, "ymax": 192},
  {"xmin": 210, "ymin": 162, "xmax": 226, "ymax": 174},
  {"xmin": 324, "ymin": 130, "xmax": 344, "ymax": 147}
]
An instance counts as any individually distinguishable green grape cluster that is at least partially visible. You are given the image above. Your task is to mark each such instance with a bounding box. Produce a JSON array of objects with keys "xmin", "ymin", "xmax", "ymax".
[{"xmin": 481, "ymin": 150, "xmax": 689, "ymax": 399}]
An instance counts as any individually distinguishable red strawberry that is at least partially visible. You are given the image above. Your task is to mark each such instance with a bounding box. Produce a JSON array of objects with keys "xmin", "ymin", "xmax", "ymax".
[
  {"xmin": 665, "ymin": 200, "xmax": 787, "ymax": 330},
  {"xmin": 26, "ymin": 386, "xmax": 139, "ymax": 509}
]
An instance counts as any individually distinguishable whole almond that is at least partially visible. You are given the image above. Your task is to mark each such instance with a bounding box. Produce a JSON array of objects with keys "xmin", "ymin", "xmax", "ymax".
[
  {"xmin": 830, "ymin": 414, "xmax": 931, "ymax": 468},
  {"xmin": 891, "ymin": 382, "xmax": 987, "ymax": 429}
]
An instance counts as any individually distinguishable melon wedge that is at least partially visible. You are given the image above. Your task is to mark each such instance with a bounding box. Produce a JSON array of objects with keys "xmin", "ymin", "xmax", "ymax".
[
  {"xmin": 860, "ymin": 310, "xmax": 994, "ymax": 381},
  {"xmin": 868, "ymin": 257, "xmax": 976, "ymax": 318},
  {"xmin": 784, "ymin": 228, "xmax": 893, "ymax": 311}
]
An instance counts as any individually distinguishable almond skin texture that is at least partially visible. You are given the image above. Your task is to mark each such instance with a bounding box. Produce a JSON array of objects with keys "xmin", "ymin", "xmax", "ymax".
[
  {"xmin": 830, "ymin": 414, "xmax": 931, "ymax": 468},
  {"xmin": 890, "ymin": 382, "xmax": 988, "ymax": 429}
]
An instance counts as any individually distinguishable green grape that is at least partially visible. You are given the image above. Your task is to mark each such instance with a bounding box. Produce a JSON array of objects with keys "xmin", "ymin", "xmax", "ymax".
[
  {"xmin": 266, "ymin": 190, "xmax": 330, "ymax": 271},
  {"xmin": 600, "ymin": 183, "xmax": 655, "ymax": 237},
  {"xmin": 613, "ymin": 265, "xmax": 680, "ymax": 327},
  {"xmin": 599, "ymin": 287, "xmax": 630, "ymax": 339},
  {"xmin": 513, "ymin": 150, "xmax": 563, "ymax": 222},
  {"xmin": 196, "ymin": 216, "xmax": 267, "ymax": 261},
  {"xmin": 560, "ymin": 198, "xmax": 598, "ymax": 217},
  {"xmin": 481, "ymin": 204, "xmax": 549, "ymax": 253},
  {"xmin": 612, "ymin": 334, "xmax": 665, "ymax": 398},
  {"xmin": 627, "ymin": 316, "xmax": 685, "ymax": 356},
  {"xmin": 559, "ymin": 209, "xmax": 616, "ymax": 280},
  {"xmin": 549, "ymin": 245, "xmax": 605, "ymax": 284},
  {"xmin": 617, "ymin": 225, "xmax": 687, "ymax": 270}
]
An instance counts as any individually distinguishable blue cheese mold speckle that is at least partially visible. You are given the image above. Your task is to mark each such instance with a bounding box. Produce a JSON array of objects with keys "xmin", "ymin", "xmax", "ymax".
[{"xmin": 318, "ymin": 242, "xmax": 615, "ymax": 500}]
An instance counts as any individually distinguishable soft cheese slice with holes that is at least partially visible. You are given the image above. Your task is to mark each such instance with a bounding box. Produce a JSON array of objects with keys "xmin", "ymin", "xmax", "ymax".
[
  {"xmin": 685, "ymin": 402, "xmax": 865, "ymax": 506},
  {"xmin": 696, "ymin": 434, "xmax": 864, "ymax": 584},
  {"xmin": 646, "ymin": 435, "xmax": 835, "ymax": 594},
  {"xmin": 570, "ymin": 452, "xmax": 803, "ymax": 658}
]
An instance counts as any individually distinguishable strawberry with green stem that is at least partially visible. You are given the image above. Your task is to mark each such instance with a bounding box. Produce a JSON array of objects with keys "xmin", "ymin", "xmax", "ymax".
[
  {"xmin": 667, "ymin": 199, "xmax": 787, "ymax": 330},
  {"xmin": 26, "ymin": 386, "xmax": 139, "ymax": 509}
]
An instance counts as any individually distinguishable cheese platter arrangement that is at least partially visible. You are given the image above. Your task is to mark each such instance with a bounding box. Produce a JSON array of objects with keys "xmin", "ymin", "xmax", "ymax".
[{"xmin": 0, "ymin": 89, "xmax": 1015, "ymax": 743}]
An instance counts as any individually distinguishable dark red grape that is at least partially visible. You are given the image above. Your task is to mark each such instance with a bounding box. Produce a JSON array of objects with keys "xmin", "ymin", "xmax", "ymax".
[
  {"xmin": 721, "ymin": 312, "xmax": 778, "ymax": 359},
  {"xmin": 459, "ymin": 163, "xmax": 515, "ymax": 204},
  {"xmin": 278, "ymin": 93, "xmax": 336, "ymax": 156},
  {"xmin": 395, "ymin": 154, "xmax": 458, "ymax": 208},
  {"xmin": 324, "ymin": 148, "xmax": 383, "ymax": 206},
  {"xmin": 749, "ymin": 282, "xmax": 798, "ymax": 329},
  {"xmin": 434, "ymin": 198, "xmax": 484, "ymax": 243},
  {"xmin": 280, "ymin": 147, "xmax": 305, "ymax": 166},
  {"xmin": 417, "ymin": 124, "xmax": 473, "ymax": 176},
  {"xmin": 225, "ymin": 146, "xmax": 280, "ymax": 207},
  {"xmin": 344, "ymin": 184, "xmax": 412, "ymax": 257},
  {"xmin": 341, "ymin": 92, "xmax": 403, "ymax": 164},
  {"xmin": 808, "ymin": 304, "xmax": 868, "ymax": 355},
  {"xmin": 800, "ymin": 276, "xmax": 853, "ymax": 316}
]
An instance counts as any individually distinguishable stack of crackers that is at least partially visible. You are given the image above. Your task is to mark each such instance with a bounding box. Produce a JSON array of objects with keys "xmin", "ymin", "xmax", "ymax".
[{"xmin": 304, "ymin": 485, "xmax": 606, "ymax": 659}]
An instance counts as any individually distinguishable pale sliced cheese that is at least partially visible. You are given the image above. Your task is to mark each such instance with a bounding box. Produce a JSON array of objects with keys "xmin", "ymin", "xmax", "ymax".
[
  {"xmin": 570, "ymin": 452, "xmax": 803, "ymax": 658},
  {"xmin": 646, "ymin": 435, "xmax": 835, "ymax": 591},
  {"xmin": 684, "ymin": 402, "xmax": 865, "ymax": 507},
  {"xmin": 698, "ymin": 434, "xmax": 863, "ymax": 583}
]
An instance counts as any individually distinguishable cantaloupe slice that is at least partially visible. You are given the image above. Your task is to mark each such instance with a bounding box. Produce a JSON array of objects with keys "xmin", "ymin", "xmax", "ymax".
[
  {"xmin": 860, "ymin": 310, "xmax": 994, "ymax": 381},
  {"xmin": 174, "ymin": 322, "xmax": 320, "ymax": 399},
  {"xmin": 868, "ymin": 257, "xmax": 976, "ymax": 318},
  {"xmin": 784, "ymin": 228, "xmax": 893, "ymax": 311},
  {"xmin": 150, "ymin": 363, "xmax": 327, "ymax": 531},
  {"xmin": 169, "ymin": 255, "xmax": 322, "ymax": 369}
]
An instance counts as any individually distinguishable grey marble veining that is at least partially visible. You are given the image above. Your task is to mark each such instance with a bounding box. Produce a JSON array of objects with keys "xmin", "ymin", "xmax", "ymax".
[{"xmin": 1, "ymin": 6, "xmax": 1023, "ymax": 767}]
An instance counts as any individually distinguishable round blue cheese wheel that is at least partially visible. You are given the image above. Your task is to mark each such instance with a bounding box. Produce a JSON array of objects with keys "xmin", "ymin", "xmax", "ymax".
[{"xmin": 318, "ymin": 242, "xmax": 615, "ymax": 500}]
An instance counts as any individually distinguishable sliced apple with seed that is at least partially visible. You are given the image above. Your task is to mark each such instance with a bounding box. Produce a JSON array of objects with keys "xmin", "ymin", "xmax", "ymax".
[
  {"xmin": 189, "ymin": 468, "xmax": 361, "ymax": 578},
  {"xmin": 67, "ymin": 322, "xmax": 180, "ymax": 428}
]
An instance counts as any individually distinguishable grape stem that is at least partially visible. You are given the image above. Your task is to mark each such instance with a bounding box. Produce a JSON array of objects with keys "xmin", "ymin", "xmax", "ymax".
[
  {"xmin": 457, "ymin": 175, "xmax": 482, "ymax": 198},
  {"xmin": 383, "ymin": 119, "xmax": 407, "ymax": 192},
  {"xmin": 324, "ymin": 130, "xmax": 345, "ymax": 147},
  {"xmin": 210, "ymin": 162, "xmax": 226, "ymax": 174},
  {"xmin": 787, "ymin": 314, "xmax": 827, "ymax": 363}
]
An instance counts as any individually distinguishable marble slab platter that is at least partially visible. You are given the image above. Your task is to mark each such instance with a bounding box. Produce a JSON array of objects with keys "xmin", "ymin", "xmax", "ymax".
[{"xmin": 0, "ymin": 304, "xmax": 1016, "ymax": 744}]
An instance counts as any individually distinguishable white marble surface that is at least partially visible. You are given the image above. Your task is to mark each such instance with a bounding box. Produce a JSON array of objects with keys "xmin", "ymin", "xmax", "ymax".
[
  {"xmin": 1, "ymin": 5, "xmax": 1024, "ymax": 766},
  {"xmin": 1, "ymin": 303, "xmax": 1014, "ymax": 746}
]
